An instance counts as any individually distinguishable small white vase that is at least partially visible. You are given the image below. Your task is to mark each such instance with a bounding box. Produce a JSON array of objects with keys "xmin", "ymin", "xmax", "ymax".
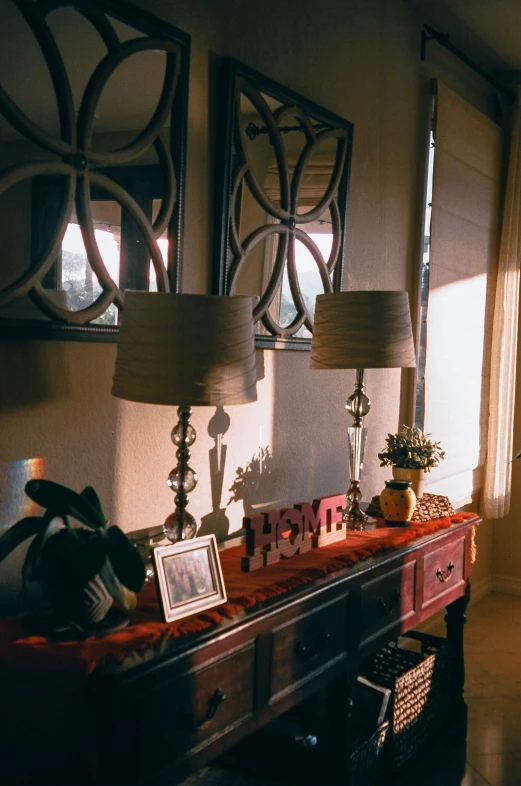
[{"xmin": 392, "ymin": 467, "xmax": 426, "ymax": 500}]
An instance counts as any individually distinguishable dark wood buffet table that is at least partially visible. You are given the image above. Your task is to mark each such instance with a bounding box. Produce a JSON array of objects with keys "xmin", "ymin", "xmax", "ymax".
[{"xmin": 1, "ymin": 514, "xmax": 479, "ymax": 786}]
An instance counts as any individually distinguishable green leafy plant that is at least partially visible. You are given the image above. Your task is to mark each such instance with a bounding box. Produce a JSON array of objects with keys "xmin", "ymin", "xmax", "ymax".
[
  {"xmin": 0, "ymin": 479, "xmax": 145, "ymax": 615},
  {"xmin": 378, "ymin": 426, "xmax": 445, "ymax": 471}
]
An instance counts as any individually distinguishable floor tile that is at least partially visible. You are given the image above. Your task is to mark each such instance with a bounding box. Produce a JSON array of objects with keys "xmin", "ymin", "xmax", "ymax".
[
  {"xmin": 392, "ymin": 744, "xmax": 492, "ymax": 786},
  {"xmin": 461, "ymin": 764, "xmax": 495, "ymax": 786},
  {"xmin": 468, "ymin": 753, "xmax": 521, "ymax": 786},
  {"xmin": 466, "ymin": 697, "xmax": 521, "ymax": 756}
]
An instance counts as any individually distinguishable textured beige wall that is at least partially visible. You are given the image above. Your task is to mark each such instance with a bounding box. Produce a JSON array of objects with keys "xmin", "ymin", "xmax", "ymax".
[{"xmin": 0, "ymin": 0, "xmax": 493, "ymax": 585}]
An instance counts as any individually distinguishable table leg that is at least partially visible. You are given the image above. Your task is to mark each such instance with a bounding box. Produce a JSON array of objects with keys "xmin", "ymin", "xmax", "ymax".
[{"xmin": 445, "ymin": 582, "xmax": 470, "ymax": 734}]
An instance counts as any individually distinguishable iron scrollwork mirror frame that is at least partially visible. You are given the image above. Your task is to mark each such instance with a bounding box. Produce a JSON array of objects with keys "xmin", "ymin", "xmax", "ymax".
[
  {"xmin": 0, "ymin": 0, "xmax": 190, "ymax": 341},
  {"xmin": 213, "ymin": 58, "xmax": 354, "ymax": 350}
]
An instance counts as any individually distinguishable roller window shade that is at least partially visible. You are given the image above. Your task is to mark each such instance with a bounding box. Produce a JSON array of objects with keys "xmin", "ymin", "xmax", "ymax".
[
  {"xmin": 264, "ymin": 156, "xmax": 333, "ymax": 207},
  {"xmin": 422, "ymin": 81, "xmax": 502, "ymax": 507}
]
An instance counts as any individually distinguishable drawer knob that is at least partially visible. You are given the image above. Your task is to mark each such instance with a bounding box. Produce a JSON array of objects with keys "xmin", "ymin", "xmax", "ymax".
[
  {"xmin": 378, "ymin": 588, "xmax": 401, "ymax": 616},
  {"xmin": 436, "ymin": 562, "xmax": 455, "ymax": 583},
  {"xmin": 191, "ymin": 688, "xmax": 226, "ymax": 730},
  {"xmin": 296, "ymin": 629, "xmax": 331, "ymax": 661}
]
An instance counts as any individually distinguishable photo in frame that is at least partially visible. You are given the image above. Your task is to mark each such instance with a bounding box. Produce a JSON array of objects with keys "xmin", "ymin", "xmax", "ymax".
[{"xmin": 153, "ymin": 534, "xmax": 227, "ymax": 623}]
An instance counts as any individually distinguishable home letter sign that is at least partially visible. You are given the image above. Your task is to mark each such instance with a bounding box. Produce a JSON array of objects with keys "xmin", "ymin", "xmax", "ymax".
[{"xmin": 241, "ymin": 493, "xmax": 346, "ymax": 572}]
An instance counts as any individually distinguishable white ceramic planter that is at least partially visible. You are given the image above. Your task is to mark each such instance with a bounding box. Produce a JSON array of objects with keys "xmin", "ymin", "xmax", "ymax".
[{"xmin": 391, "ymin": 467, "xmax": 426, "ymax": 500}]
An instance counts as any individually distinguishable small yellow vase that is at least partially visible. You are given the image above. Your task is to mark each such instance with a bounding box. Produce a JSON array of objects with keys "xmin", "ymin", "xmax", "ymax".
[{"xmin": 380, "ymin": 480, "xmax": 416, "ymax": 527}]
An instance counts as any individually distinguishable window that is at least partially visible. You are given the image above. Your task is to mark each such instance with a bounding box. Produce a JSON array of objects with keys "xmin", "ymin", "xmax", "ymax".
[{"xmin": 416, "ymin": 81, "xmax": 502, "ymax": 507}]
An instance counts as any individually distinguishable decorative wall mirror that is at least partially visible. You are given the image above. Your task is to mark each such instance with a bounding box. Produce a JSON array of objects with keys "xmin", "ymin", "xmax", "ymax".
[
  {"xmin": 0, "ymin": 0, "xmax": 189, "ymax": 341},
  {"xmin": 214, "ymin": 58, "xmax": 354, "ymax": 350}
]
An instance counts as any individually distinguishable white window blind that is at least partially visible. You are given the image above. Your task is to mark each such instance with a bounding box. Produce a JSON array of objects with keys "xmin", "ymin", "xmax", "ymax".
[{"xmin": 421, "ymin": 81, "xmax": 502, "ymax": 508}]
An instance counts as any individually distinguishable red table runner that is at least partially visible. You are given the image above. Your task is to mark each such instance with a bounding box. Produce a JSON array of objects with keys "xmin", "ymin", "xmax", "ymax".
[{"xmin": 0, "ymin": 513, "xmax": 477, "ymax": 676}]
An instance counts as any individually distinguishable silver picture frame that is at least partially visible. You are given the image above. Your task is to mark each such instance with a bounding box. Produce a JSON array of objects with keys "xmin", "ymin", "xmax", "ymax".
[{"xmin": 153, "ymin": 534, "xmax": 227, "ymax": 623}]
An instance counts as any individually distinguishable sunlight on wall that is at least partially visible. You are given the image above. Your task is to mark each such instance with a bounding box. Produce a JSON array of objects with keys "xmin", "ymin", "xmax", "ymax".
[
  {"xmin": 224, "ymin": 350, "xmax": 277, "ymax": 533},
  {"xmin": 112, "ymin": 350, "xmax": 276, "ymax": 538}
]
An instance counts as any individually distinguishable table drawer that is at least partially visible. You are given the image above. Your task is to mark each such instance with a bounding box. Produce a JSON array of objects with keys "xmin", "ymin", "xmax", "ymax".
[
  {"xmin": 270, "ymin": 594, "xmax": 348, "ymax": 702},
  {"xmin": 359, "ymin": 560, "xmax": 416, "ymax": 647},
  {"xmin": 422, "ymin": 537, "xmax": 465, "ymax": 608},
  {"xmin": 133, "ymin": 640, "xmax": 255, "ymax": 771}
]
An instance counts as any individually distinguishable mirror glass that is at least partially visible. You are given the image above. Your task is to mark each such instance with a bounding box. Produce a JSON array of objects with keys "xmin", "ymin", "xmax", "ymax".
[
  {"xmin": 215, "ymin": 60, "xmax": 353, "ymax": 348},
  {"xmin": 0, "ymin": 1, "xmax": 188, "ymax": 339}
]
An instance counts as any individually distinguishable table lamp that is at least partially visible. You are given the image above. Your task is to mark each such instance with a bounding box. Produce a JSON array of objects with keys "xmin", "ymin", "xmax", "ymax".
[
  {"xmin": 112, "ymin": 292, "xmax": 257, "ymax": 542},
  {"xmin": 310, "ymin": 291, "xmax": 416, "ymax": 530}
]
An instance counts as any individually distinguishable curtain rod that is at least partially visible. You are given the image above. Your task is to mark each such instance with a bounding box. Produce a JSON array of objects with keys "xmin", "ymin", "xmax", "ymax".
[{"xmin": 421, "ymin": 23, "xmax": 515, "ymax": 103}]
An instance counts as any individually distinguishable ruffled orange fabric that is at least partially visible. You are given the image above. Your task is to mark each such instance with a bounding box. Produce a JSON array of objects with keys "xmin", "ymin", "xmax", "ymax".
[{"xmin": 0, "ymin": 513, "xmax": 477, "ymax": 676}]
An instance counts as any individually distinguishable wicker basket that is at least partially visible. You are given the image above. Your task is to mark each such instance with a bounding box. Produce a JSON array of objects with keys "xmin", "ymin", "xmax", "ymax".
[
  {"xmin": 349, "ymin": 720, "xmax": 389, "ymax": 786},
  {"xmin": 360, "ymin": 631, "xmax": 450, "ymax": 769}
]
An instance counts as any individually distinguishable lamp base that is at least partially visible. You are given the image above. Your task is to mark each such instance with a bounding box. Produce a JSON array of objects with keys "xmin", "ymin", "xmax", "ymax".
[
  {"xmin": 344, "ymin": 370, "xmax": 371, "ymax": 531},
  {"xmin": 163, "ymin": 510, "xmax": 197, "ymax": 542},
  {"xmin": 164, "ymin": 406, "xmax": 199, "ymax": 543},
  {"xmin": 343, "ymin": 508, "xmax": 378, "ymax": 532},
  {"xmin": 342, "ymin": 510, "xmax": 368, "ymax": 531},
  {"xmin": 343, "ymin": 479, "xmax": 368, "ymax": 531}
]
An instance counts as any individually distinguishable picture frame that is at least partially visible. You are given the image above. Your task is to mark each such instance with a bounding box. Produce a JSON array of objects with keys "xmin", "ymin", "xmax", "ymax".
[{"xmin": 153, "ymin": 534, "xmax": 227, "ymax": 623}]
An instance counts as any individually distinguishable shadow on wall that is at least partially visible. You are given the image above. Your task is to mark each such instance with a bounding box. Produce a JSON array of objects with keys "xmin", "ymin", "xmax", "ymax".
[
  {"xmin": 197, "ymin": 405, "xmax": 277, "ymax": 541},
  {"xmin": 198, "ymin": 406, "xmax": 233, "ymax": 541},
  {"xmin": 227, "ymin": 445, "xmax": 276, "ymax": 516},
  {"xmin": 197, "ymin": 347, "xmax": 269, "ymax": 541},
  {"xmin": 0, "ymin": 340, "xmax": 70, "ymax": 411}
]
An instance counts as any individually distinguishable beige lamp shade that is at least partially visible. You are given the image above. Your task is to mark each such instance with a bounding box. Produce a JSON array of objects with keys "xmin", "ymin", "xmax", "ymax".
[
  {"xmin": 310, "ymin": 291, "xmax": 416, "ymax": 369},
  {"xmin": 112, "ymin": 292, "xmax": 257, "ymax": 406}
]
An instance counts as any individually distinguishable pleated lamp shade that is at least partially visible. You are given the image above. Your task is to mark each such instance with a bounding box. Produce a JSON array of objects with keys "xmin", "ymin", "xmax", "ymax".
[
  {"xmin": 112, "ymin": 292, "xmax": 257, "ymax": 406},
  {"xmin": 310, "ymin": 291, "xmax": 416, "ymax": 369}
]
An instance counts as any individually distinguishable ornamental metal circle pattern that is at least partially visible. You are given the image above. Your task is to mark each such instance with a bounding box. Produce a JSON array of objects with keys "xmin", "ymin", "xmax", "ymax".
[
  {"xmin": 218, "ymin": 62, "xmax": 353, "ymax": 344},
  {"xmin": 0, "ymin": 0, "xmax": 185, "ymax": 328}
]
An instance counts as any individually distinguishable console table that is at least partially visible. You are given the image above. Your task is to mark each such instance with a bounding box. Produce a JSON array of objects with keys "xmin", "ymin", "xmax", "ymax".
[{"xmin": 1, "ymin": 515, "xmax": 478, "ymax": 786}]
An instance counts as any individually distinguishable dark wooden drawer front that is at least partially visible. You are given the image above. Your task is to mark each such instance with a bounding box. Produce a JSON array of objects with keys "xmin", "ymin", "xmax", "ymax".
[
  {"xmin": 423, "ymin": 537, "xmax": 465, "ymax": 607},
  {"xmin": 270, "ymin": 594, "xmax": 348, "ymax": 702},
  {"xmin": 360, "ymin": 561, "xmax": 416, "ymax": 647},
  {"xmin": 134, "ymin": 641, "xmax": 255, "ymax": 771}
]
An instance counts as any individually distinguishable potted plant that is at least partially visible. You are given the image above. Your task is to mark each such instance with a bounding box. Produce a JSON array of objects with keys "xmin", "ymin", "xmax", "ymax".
[
  {"xmin": 0, "ymin": 479, "xmax": 146, "ymax": 636},
  {"xmin": 378, "ymin": 426, "xmax": 445, "ymax": 499}
]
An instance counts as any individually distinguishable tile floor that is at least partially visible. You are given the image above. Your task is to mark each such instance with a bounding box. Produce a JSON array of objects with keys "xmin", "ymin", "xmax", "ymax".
[{"xmin": 181, "ymin": 592, "xmax": 521, "ymax": 786}]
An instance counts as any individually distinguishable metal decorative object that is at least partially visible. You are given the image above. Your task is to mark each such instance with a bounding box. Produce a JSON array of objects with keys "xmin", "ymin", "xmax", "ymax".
[
  {"xmin": 0, "ymin": 0, "xmax": 189, "ymax": 340},
  {"xmin": 244, "ymin": 120, "xmax": 328, "ymax": 141},
  {"xmin": 214, "ymin": 58, "xmax": 353, "ymax": 350}
]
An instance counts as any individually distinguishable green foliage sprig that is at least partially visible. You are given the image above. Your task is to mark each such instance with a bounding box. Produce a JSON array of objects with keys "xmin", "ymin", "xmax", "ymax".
[{"xmin": 378, "ymin": 426, "xmax": 445, "ymax": 471}]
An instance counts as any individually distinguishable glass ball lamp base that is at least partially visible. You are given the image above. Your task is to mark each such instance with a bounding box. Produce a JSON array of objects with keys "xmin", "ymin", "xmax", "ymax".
[
  {"xmin": 163, "ymin": 510, "xmax": 197, "ymax": 542},
  {"xmin": 163, "ymin": 406, "xmax": 199, "ymax": 543}
]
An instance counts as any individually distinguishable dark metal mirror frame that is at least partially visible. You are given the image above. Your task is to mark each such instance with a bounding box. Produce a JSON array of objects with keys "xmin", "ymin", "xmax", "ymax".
[
  {"xmin": 213, "ymin": 58, "xmax": 354, "ymax": 350},
  {"xmin": 0, "ymin": 0, "xmax": 190, "ymax": 342}
]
